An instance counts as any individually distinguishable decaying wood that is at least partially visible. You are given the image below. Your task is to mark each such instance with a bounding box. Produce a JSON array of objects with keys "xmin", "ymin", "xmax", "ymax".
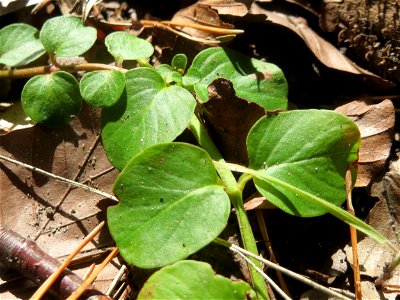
[{"xmin": 322, "ymin": 0, "xmax": 400, "ymax": 83}]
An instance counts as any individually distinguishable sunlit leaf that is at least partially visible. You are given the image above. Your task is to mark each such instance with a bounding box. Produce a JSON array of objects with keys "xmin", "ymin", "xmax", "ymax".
[
  {"xmin": 21, "ymin": 71, "xmax": 82, "ymax": 127},
  {"xmin": 108, "ymin": 143, "xmax": 230, "ymax": 268},
  {"xmin": 102, "ymin": 67, "xmax": 196, "ymax": 170},
  {"xmin": 247, "ymin": 110, "xmax": 360, "ymax": 216},
  {"xmin": 188, "ymin": 47, "xmax": 288, "ymax": 110},
  {"xmin": 105, "ymin": 32, "xmax": 154, "ymax": 65},
  {"xmin": 171, "ymin": 53, "xmax": 187, "ymax": 73},
  {"xmin": 40, "ymin": 16, "xmax": 97, "ymax": 57},
  {"xmin": 80, "ymin": 70, "xmax": 125, "ymax": 107},
  {"xmin": 138, "ymin": 260, "xmax": 256, "ymax": 299},
  {"xmin": 0, "ymin": 23, "xmax": 45, "ymax": 67}
]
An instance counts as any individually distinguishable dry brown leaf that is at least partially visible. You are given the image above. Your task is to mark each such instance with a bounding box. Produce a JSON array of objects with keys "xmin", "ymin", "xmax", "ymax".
[
  {"xmin": 335, "ymin": 99, "xmax": 395, "ymax": 187},
  {"xmin": 171, "ymin": 2, "xmax": 235, "ymax": 39},
  {"xmin": 201, "ymin": 78, "xmax": 265, "ymax": 165},
  {"xmin": 249, "ymin": 3, "xmax": 393, "ymax": 88},
  {"xmin": 345, "ymin": 168, "xmax": 400, "ymax": 299},
  {"xmin": 198, "ymin": 0, "xmax": 252, "ymax": 16},
  {"xmin": 0, "ymin": 105, "xmax": 120, "ymax": 298},
  {"xmin": 0, "ymin": 102, "xmax": 35, "ymax": 135}
]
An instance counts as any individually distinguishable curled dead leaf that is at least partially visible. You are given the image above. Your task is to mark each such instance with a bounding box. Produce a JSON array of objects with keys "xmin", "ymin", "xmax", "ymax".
[
  {"xmin": 0, "ymin": 102, "xmax": 35, "ymax": 135},
  {"xmin": 198, "ymin": 0, "xmax": 252, "ymax": 16},
  {"xmin": 335, "ymin": 99, "xmax": 395, "ymax": 187},
  {"xmin": 201, "ymin": 78, "xmax": 265, "ymax": 165},
  {"xmin": 171, "ymin": 2, "xmax": 236, "ymax": 40}
]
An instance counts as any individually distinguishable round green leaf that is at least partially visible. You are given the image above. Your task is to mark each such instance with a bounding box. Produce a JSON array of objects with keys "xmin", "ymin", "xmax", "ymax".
[
  {"xmin": 188, "ymin": 47, "xmax": 288, "ymax": 110},
  {"xmin": 40, "ymin": 16, "xmax": 97, "ymax": 57},
  {"xmin": 156, "ymin": 64, "xmax": 174, "ymax": 79},
  {"xmin": 102, "ymin": 67, "xmax": 196, "ymax": 170},
  {"xmin": 171, "ymin": 53, "xmax": 187, "ymax": 73},
  {"xmin": 80, "ymin": 70, "xmax": 125, "ymax": 107},
  {"xmin": 105, "ymin": 32, "xmax": 154, "ymax": 64},
  {"xmin": 182, "ymin": 67, "xmax": 201, "ymax": 89},
  {"xmin": 21, "ymin": 71, "xmax": 82, "ymax": 127},
  {"xmin": 0, "ymin": 23, "xmax": 45, "ymax": 67},
  {"xmin": 247, "ymin": 110, "xmax": 360, "ymax": 217},
  {"xmin": 156, "ymin": 65, "xmax": 182, "ymax": 85},
  {"xmin": 108, "ymin": 143, "xmax": 230, "ymax": 268},
  {"xmin": 138, "ymin": 260, "xmax": 256, "ymax": 299}
]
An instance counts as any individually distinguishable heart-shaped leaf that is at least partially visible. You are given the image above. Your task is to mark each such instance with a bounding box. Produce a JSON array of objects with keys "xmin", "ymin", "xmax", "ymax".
[
  {"xmin": 247, "ymin": 110, "xmax": 360, "ymax": 217},
  {"xmin": 137, "ymin": 260, "xmax": 256, "ymax": 299},
  {"xmin": 0, "ymin": 23, "xmax": 45, "ymax": 67},
  {"xmin": 101, "ymin": 67, "xmax": 196, "ymax": 170},
  {"xmin": 105, "ymin": 32, "xmax": 154, "ymax": 65},
  {"xmin": 40, "ymin": 16, "xmax": 97, "ymax": 57},
  {"xmin": 79, "ymin": 70, "xmax": 125, "ymax": 107},
  {"xmin": 21, "ymin": 71, "xmax": 82, "ymax": 127},
  {"xmin": 108, "ymin": 143, "xmax": 230, "ymax": 268},
  {"xmin": 188, "ymin": 47, "xmax": 288, "ymax": 110}
]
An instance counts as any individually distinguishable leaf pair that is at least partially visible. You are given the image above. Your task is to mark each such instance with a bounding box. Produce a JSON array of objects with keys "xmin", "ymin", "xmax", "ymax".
[
  {"xmin": 0, "ymin": 16, "xmax": 155, "ymax": 127},
  {"xmin": 108, "ymin": 110, "xmax": 360, "ymax": 270},
  {"xmin": 0, "ymin": 16, "xmax": 154, "ymax": 66},
  {"xmin": 102, "ymin": 47, "xmax": 289, "ymax": 170}
]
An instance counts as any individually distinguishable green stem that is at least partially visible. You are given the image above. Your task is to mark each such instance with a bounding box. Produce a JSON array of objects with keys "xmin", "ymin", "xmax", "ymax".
[
  {"xmin": 0, "ymin": 66, "xmax": 57, "ymax": 78},
  {"xmin": 137, "ymin": 59, "xmax": 153, "ymax": 68},
  {"xmin": 238, "ymin": 173, "xmax": 253, "ymax": 191},
  {"xmin": 0, "ymin": 63, "xmax": 125, "ymax": 79},
  {"xmin": 214, "ymin": 161, "xmax": 399, "ymax": 255},
  {"xmin": 188, "ymin": 114, "xmax": 269, "ymax": 300}
]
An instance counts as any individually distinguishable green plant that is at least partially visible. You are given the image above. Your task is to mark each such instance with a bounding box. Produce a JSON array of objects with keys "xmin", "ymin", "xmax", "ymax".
[{"xmin": 1, "ymin": 16, "xmax": 399, "ymax": 299}]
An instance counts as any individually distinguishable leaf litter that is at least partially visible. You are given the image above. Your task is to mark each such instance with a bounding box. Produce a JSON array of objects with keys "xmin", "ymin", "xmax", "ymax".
[
  {"xmin": 0, "ymin": 105, "xmax": 121, "ymax": 298},
  {"xmin": 1, "ymin": 0, "xmax": 400, "ymax": 298}
]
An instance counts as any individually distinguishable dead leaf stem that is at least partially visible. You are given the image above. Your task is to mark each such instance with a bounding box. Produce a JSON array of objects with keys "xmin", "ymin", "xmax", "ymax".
[
  {"xmin": 66, "ymin": 247, "xmax": 119, "ymax": 300},
  {"xmin": 346, "ymin": 169, "xmax": 362, "ymax": 299},
  {"xmin": 256, "ymin": 211, "xmax": 292, "ymax": 298}
]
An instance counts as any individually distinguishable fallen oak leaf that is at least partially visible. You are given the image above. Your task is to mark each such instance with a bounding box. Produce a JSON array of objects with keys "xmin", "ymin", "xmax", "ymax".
[{"xmin": 335, "ymin": 99, "xmax": 395, "ymax": 187}]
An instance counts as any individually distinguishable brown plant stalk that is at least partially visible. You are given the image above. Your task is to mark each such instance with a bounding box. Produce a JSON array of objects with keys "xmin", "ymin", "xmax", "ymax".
[{"xmin": 0, "ymin": 226, "xmax": 111, "ymax": 300}]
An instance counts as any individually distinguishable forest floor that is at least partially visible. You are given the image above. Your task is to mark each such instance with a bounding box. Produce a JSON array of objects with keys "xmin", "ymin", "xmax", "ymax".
[{"xmin": 0, "ymin": 0, "xmax": 399, "ymax": 299}]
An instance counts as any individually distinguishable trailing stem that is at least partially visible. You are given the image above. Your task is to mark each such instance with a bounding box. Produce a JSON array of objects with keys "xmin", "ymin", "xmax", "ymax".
[
  {"xmin": 214, "ymin": 161, "xmax": 400, "ymax": 271},
  {"xmin": 188, "ymin": 114, "xmax": 270, "ymax": 300}
]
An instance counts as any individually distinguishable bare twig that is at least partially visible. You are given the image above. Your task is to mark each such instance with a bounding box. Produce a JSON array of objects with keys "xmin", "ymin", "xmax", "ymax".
[
  {"xmin": 214, "ymin": 238, "xmax": 355, "ymax": 300},
  {"xmin": 256, "ymin": 210, "xmax": 292, "ymax": 297},
  {"xmin": 234, "ymin": 250, "xmax": 292, "ymax": 300},
  {"xmin": 0, "ymin": 154, "xmax": 118, "ymax": 202}
]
